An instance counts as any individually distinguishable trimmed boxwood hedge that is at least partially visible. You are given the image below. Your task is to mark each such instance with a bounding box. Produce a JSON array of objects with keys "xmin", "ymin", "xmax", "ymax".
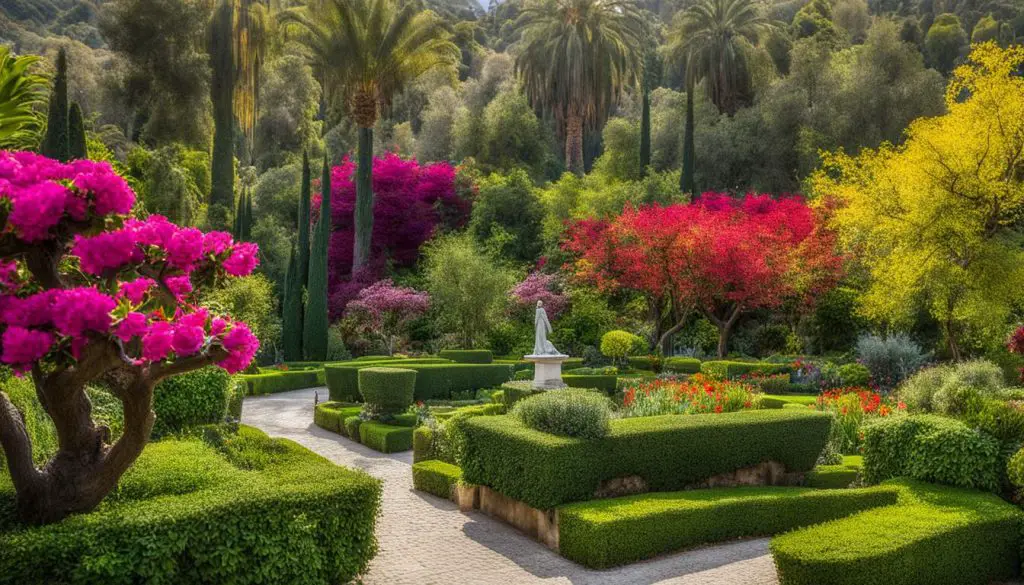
[
  {"xmin": 770, "ymin": 479, "xmax": 1023, "ymax": 585},
  {"xmin": 559, "ymin": 484, "xmax": 901, "ymax": 568},
  {"xmin": 358, "ymin": 422, "xmax": 414, "ymax": 453},
  {"xmin": 152, "ymin": 367, "xmax": 232, "ymax": 437},
  {"xmin": 327, "ymin": 362, "xmax": 513, "ymax": 402},
  {"xmin": 625, "ymin": 356, "xmax": 702, "ymax": 373},
  {"xmin": 344, "ymin": 416, "xmax": 362, "ymax": 440},
  {"xmin": 313, "ymin": 402, "xmax": 362, "ymax": 435},
  {"xmin": 438, "ymin": 350, "xmax": 493, "ymax": 364},
  {"xmin": 324, "ymin": 358, "xmax": 453, "ymax": 401},
  {"xmin": 0, "ymin": 426, "xmax": 380, "ymax": 585},
  {"xmin": 563, "ymin": 374, "xmax": 617, "ymax": 394},
  {"xmin": 700, "ymin": 361, "xmax": 791, "ymax": 379},
  {"xmin": 240, "ymin": 369, "xmax": 324, "ymax": 395},
  {"xmin": 358, "ymin": 368, "xmax": 417, "ymax": 415},
  {"xmin": 412, "ymin": 460, "xmax": 462, "ymax": 499},
  {"xmin": 461, "ymin": 409, "xmax": 831, "ymax": 509}
]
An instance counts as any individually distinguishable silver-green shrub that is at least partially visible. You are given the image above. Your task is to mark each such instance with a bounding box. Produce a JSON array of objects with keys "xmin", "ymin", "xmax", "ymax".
[{"xmin": 512, "ymin": 389, "xmax": 612, "ymax": 439}]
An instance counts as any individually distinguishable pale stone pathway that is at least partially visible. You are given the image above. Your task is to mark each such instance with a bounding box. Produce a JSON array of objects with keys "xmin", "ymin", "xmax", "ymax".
[{"xmin": 243, "ymin": 388, "xmax": 781, "ymax": 585}]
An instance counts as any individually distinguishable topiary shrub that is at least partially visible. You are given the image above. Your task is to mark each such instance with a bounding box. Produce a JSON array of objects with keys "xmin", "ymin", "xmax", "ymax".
[
  {"xmin": 152, "ymin": 367, "xmax": 232, "ymax": 438},
  {"xmin": 862, "ymin": 414, "xmax": 1002, "ymax": 492},
  {"xmin": 344, "ymin": 416, "xmax": 362, "ymax": 441},
  {"xmin": 412, "ymin": 460, "xmax": 462, "ymax": 499},
  {"xmin": 358, "ymin": 367, "xmax": 417, "ymax": 416},
  {"xmin": 358, "ymin": 422, "xmax": 414, "ymax": 453},
  {"xmin": 512, "ymin": 390, "xmax": 612, "ymax": 439},
  {"xmin": 600, "ymin": 330, "xmax": 644, "ymax": 365}
]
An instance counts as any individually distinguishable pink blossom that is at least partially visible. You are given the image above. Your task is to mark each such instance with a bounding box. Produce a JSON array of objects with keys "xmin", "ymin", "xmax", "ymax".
[
  {"xmin": 142, "ymin": 321, "xmax": 173, "ymax": 362},
  {"xmin": 72, "ymin": 169, "xmax": 134, "ymax": 215},
  {"xmin": 164, "ymin": 276, "xmax": 193, "ymax": 300},
  {"xmin": 73, "ymin": 230, "xmax": 140, "ymax": 275},
  {"xmin": 2, "ymin": 290, "xmax": 56, "ymax": 328},
  {"xmin": 511, "ymin": 273, "xmax": 567, "ymax": 317},
  {"xmin": 0, "ymin": 260, "xmax": 18, "ymax": 293},
  {"xmin": 203, "ymin": 231, "xmax": 234, "ymax": 256},
  {"xmin": 127, "ymin": 215, "xmax": 177, "ymax": 248},
  {"xmin": 115, "ymin": 312, "xmax": 148, "ymax": 342},
  {"xmin": 223, "ymin": 243, "xmax": 259, "ymax": 276},
  {"xmin": 166, "ymin": 227, "xmax": 204, "ymax": 271},
  {"xmin": 210, "ymin": 317, "xmax": 228, "ymax": 337},
  {"xmin": 217, "ymin": 322, "xmax": 258, "ymax": 373},
  {"xmin": 118, "ymin": 278, "xmax": 156, "ymax": 304},
  {"xmin": 171, "ymin": 324, "xmax": 205, "ymax": 356},
  {"xmin": 6, "ymin": 181, "xmax": 69, "ymax": 241},
  {"xmin": 51, "ymin": 287, "xmax": 115, "ymax": 337},
  {"xmin": 1, "ymin": 326, "xmax": 53, "ymax": 365}
]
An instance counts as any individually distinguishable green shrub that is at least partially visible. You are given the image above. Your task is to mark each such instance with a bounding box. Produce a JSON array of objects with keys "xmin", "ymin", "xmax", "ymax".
[
  {"xmin": 412, "ymin": 460, "xmax": 462, "ymax": 499},
  {"xmin": 512, "ymin": 390, "xmax": 612, "ymax": 439},
  {"xmin": 898, "ymin": 360, "xmax": 1005, "ymax": 416},
  {"xmin": 323, "ymin": 358, "xmax": 452, "ymax": 401},
  {"xmin": 461, "ymin": 409, "xmax": 831, "ymax": 509},
  {"xmin": 240, "ymin": 369, "xmax": 323, "ymax": 395},
  {"xmin": 600, "ymin": 330, "xmax": 644, "ymax": 364},
  {"xmin": 806, "ymin": 465, "xmax": 860, "ymax": 489},
  {"xmin": 855, "ymin": 333, "xmax": 928, "ymax": 390},
  {"xmin": 1008, "ymin": 447, "xmax": 1024, "ymax": 490},
  {"xmin": 327, "ymin": 361, "xmax": 511, "ymax": 402},
  {"xmin": 413, "ymin": 426, "xmax": 435, "ymax": 462},
  {"xmin": 358, "ymin": 422, "xmax": 414, "ymax": 453},
  {"xmin": 700, "ymin": 361, "xmax": 791, "ymax": 379},
  {"xmin": 838, "ymin": 363, "xmax": 871, "ymax": 387},
  {"xmin": 417, "ymin": 403, "xmax": 505, "ymax": 465},
  {"xmin": 500, "ymin": 381, "xmax": 541, "ymax": 407},
  {"xmin": 770, "ymin": 479, "xmax": 1022, "ymax": 585},
  {"xmin": 663, "ymin": 357, "xmax": 702, "ymax": 374},
  {"xmin": 964, "ymin": 399, "xmax": 1024, "ymax": 444},
  {"xmin": 226, "ymin": 379, "xmax": 246, "ymax": 420},
  {"xmin": 344, "ymin": 416, "xmax": 362, "ymax": 441},
  {"xmin": 438, "ymin": 349, "xmax": 494, "ymax": 364},
  {"xmin": 862, "ymin": 415, "xmax": 1002, "ymax": 491},
  {"xmin": 562, "ymin": 374, "xmax": 617, "ymax": 394},
  {"xmin": 152, "ymin": 367, "xmax": 231, "ymax": 437},
  {"xmin": 358, "ymin": 367, "xmax": 417, "ymax": 416},
  {"xmin": 313, "ymin": 402, "xmax": 362, "ymax": 435},
  {"xmin": 560, "ymin": 485, "xmax": 900, "ymax": 569},
  {"xmin": 0, "ymin": 426, "xmax": 380, "ymax": 585}
]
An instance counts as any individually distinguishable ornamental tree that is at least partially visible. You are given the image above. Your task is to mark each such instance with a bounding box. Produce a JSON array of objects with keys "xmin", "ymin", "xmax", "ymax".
[
  {"xmin": 564, "ymin": 194, "xmax": 841, "ymax": 357},
  {"xmin": 511, "ymin": 272, "xmax": 567, "ymax": 318},
  {"xmin": 0, "ymin": 151, "xmax": 259, "ymax": 525},
  {"xmin": 344, "ymin": 280, "xmax": 429, "ymax": 356}
]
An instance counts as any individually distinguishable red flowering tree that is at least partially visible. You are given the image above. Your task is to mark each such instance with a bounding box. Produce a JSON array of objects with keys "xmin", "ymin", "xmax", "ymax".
[
  {"xmin": 344, "ymin": 280, "xmax": 430, "ymax": 356},
  {"xmin": 324, "ymin": 154, "xmax": 471, "ymax": 318},
  {"xmin": 0, "ymin": 152, "xmax": 259, "ymax": 525},
  {"xmin": 564, "ymin": 194, "xmax": 842, "ymax": 357}
]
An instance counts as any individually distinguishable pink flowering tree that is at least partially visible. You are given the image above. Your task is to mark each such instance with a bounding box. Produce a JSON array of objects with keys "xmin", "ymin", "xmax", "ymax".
[
  {"xmin": 344, "ymin": 280, "xmax": 429, "ymax": 356},
  {"xmin": 0, "ymin": 152, "xmax": 259, "ymax": 525},
  {"xmin": 511, "ymin": 272, "xmax": 568, "ymax": 318}
]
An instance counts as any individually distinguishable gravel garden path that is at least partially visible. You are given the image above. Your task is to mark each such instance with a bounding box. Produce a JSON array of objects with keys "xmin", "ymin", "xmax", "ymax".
[{"xmin": 243, "ymin": 388, "xmax": 781, "ymax": 585}]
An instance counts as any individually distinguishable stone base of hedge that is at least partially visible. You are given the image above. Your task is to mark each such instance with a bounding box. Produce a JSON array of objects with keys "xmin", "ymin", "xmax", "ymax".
[
  {"xmin": 0, "ymin": 426, "xmax": 380, "ymax": 585},
  {"xmin": 559, "ymin": 485, "xmax": 901, "ymax": 568},
  {"xmin": 412, "ymin": 460, "xmax": 462, "ymax": 499},
  {"xmin": 771, "ymin": 479, "xmax": 1022, "ymax": 585}
]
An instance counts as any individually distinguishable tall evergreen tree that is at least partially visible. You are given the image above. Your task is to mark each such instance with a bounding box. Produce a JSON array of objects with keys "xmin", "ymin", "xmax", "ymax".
[
  {"xmin": 639, "ymin": 45, "xmax": 660, "ymax": 174},
  {"xmin": 209, "ymin": 0, "xmax": 235, "ymax": 230},
  {"xmin": 681, "ymin": 86, "xmax": 696, "ymax": 194},
  {"xmin": 40, "ymin": 49, "xmax": 70, "ymax": 162},
  {"xmin": 303, "ymin": 157, "xmax": 331, "ymax": 360},
  {"xmin": 243, "ymin": 187, "xmax": 253, "ymax": 241},
  {"xmin": 297, "ymin": 151, "xmax": 312, "ymax": 286},
  {"xmin": 281, "ymin": 242, "xmax": 304, "ymax": 360},
  {"xmin": 68, "ymin": 102, "xmax": 87, "ymax": 160}
]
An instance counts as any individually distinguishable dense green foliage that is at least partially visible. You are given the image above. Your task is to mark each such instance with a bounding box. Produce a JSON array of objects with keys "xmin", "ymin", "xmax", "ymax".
[
  {"xmin": 240, "ymin": 370, "xmax": 324, "ymax": 396},
  {"xmin": 560, "ymin": 485, "xmax": 900, "ymax": 568},
  {"xmin": 358, "ymin": 367, "xmax": 418, "ymax": 415},
  {"xmin": 700, "ymin": 361, "xmax": 791, "ymax": 379},
  {"xmin": 461, "ymin": 409, "xmax": 831, "ymax": 509},
  {"xmin": 412, "ymin": 459, "xmax": 462, "ymax": 499},
  {"xmin": 359, "ymin": 422, "xmax": 415, "ymax": 453},
  {"xmin": 438, "ymin": 350, "xmax": 494, "ymax": 364},
  {"xmin": 151, "ymin": 367, "xmax": 232, "ymax": 437},
  {"xmin": 0, "ymin": 426, "xmax": 381, "ymax": 585},
  {"xmin": 511, "ymin": 389, "xmax": 612, "ymax": 439},
  {"xmin": 303, "ymin": 159, "xmax": 331, "ymax": 360},
  {"xmin": 770, "ymin": 480, "xmax": 1022, "ymax": 585},
  {"xmin": 313, "ymin": 402, "xmax": 363, "ymax": 435},
  {"xmin": 39, "ymin": 48, "xmax": 69, "ymax": 161}
]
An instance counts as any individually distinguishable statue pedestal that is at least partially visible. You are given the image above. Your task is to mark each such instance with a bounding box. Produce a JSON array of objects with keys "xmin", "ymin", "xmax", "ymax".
[{"xmin": 524, "ymin": 354, "xmax": 570, "ymax": 389}]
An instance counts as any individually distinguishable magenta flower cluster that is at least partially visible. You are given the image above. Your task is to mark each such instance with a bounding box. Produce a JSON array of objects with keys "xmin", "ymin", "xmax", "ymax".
[
  {"xmin": 511, "ymin": 273, "xmax": 568, "ymax": 317},
  {"xmin": 344, "ymin": 279, "xmax": 430, "ymax": 354},
  {"xmin": 0, "ymin": 151, "xmax": 261, "ymax": 374}
]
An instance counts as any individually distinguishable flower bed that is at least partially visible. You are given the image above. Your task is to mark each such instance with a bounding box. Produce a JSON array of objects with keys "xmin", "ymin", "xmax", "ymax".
[
  {"xmin": 620, "ymin": 374, "xmax": 760, "ymax": 418},
  {"xmin": 815, "ymin": 387, "xmax": 904, "ymax": 453}
]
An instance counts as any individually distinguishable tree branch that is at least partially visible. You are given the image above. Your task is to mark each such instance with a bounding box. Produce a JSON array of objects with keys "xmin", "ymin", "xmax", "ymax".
[
  {"xmin": 147, "ymin": 346, "xmax": 228, "ymax": 384},
  {"xmin": 0, "ymin": 390, "xmax": 42, "ymax": 494}
]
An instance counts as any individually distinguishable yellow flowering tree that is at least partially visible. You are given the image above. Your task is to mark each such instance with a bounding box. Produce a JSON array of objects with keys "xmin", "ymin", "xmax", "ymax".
[{"xmin": 812, "ymin": 43, "xmax": 1024, "ymax": 359}]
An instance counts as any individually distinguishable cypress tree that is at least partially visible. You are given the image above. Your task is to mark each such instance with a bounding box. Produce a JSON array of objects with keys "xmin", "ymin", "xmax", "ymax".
[
  {"xmin": 209, "ymin": 0, "xmax": 235, "ymax": 230},
  {"xmin": 681, "ymin": 83, "xmax": 696, "ymax": 195},
  {"xmin": 41, "ymin": 48, "xmax": 70, "ymax": 162},
  {"xmin": 68, "ymin": 102, "xmax": 87, "ymax": 160},
  {"xmin": 639, "ymin": 87, "xmax": 651, "ymax": 173},
  {"xmin": 243, "ymin": 188, "xmax": 253, "ymax": 241},
  {"xmin": 297, "ymin": 151, "xmax": 312, "ymax": 288},
  {"xmin": 281, "ymin": 243, "xmax": 304, "ymax": 361},
  {"xmin": 303, "ymin": 157, "xmax": 331, "ymax": 360},
  {"xmin": 233, "ymin": 191, "xmax": 245, "ymax": 240}
]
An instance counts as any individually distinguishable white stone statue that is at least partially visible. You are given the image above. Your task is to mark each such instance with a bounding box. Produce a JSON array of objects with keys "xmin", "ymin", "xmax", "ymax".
[{"xmin": 533, "ymin": 300, "xmax": 560, "ymax": 356}]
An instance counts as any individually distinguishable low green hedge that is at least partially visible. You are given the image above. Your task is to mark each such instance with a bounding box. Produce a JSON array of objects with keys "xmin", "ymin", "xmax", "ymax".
[
  {"xmin": 806, "ymin": 465, "xmax": 860, "ymax": 489},
  {"xmin": 701, "ymin": 361, "xmax": 791, "ymax": 379},
  {"xmin": 240, "ymin": 370, "xmax": 324, "ymax": 396},
  {"xmin": 359, "ymin": 368, "xmax": 417, "ymax": 415},
  {"xmin": 560, "ymin": 484, "xmax": 900, "ymax": 568},
  {"xmin": 461, "ymin": 409, "xmax": 831, "ymax": 509},
  {"xmin": 358, "ymin": 422, "xmax": 414, "ymax": 453},
  {"xmin": 313, "ymin": 402, "xmax": 362, "ymax": 435},
  {"xmin": 563, "ymin": 374, "xmax": 617, "ymax": 394},
  {"xmin": 771, "ymin": 479, "xmax": 1023, "ymax": 585},
  {"xmin": 504, "ymin": 358, "xmax": 585, "ymax": 373},
  {"xmin": 327, "ymin": 362, "xmax": 514, "ymax": 402},
  {"xmin": 862, "ymin": 415, "xmax": 1002, "ymax": 492},
  {"xmin": 413, "ymin": 426, "xmax": 435, "ymax": 463},
  {"xmin": 762, "ymin": 394, "xmax": 819, "ymax": 409},
  {"xmin": 0, "ymin": 426, "xmax": 380, "ymax": 585},
  {"xmin": 438, "ymin": 350, "xmax": 494, "ymax": 364},
  {"xmin": 412, "ymin": 460, "xmax": 462, "ymax": 499},
  {"xmin": 344, "ymin": 416, "xmax": 362, "ymax": 440},
  {"xmin": 626, "ymin": 356, "xmax": 702, "ymax": 373},
  {"xmin": 153, "ymin": 367, "xmax": 232, "ymax": 437},
  {"xmin": 323, "ymin": 358, "xmax": 454, "ymax": 401}
]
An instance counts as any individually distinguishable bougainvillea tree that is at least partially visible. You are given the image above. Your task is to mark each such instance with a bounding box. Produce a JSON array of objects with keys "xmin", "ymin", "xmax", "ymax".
[
  {"xmin": 326, "ymin": 153, "xmax": 471, "ymax": 318},
  {"xmin": 344, "ymin": 279, "xmax": 429, "ymax": 356},
  {"xmin": 0, "ymin": 152, "xmax": 259, "ymax": 525},
  {"xmin": 564, "ymin": 194, "xmax": 841, "ymax": 356}
]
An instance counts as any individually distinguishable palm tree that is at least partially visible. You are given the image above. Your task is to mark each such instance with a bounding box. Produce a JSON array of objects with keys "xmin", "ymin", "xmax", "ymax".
[
  {"xmin": 281, "ymin": 0, "xmax": 459, "ymax": 274},
  {"xmin": 667, "ymin": 0, "xmax": 774, "ymax": 115},
  {"xmin": 515, "ymin": 0, "xmax": 645, "ymax": 175},
  {"xmin": 0, "ymin": 47, "xmax": 48, "ymax": 151}
]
